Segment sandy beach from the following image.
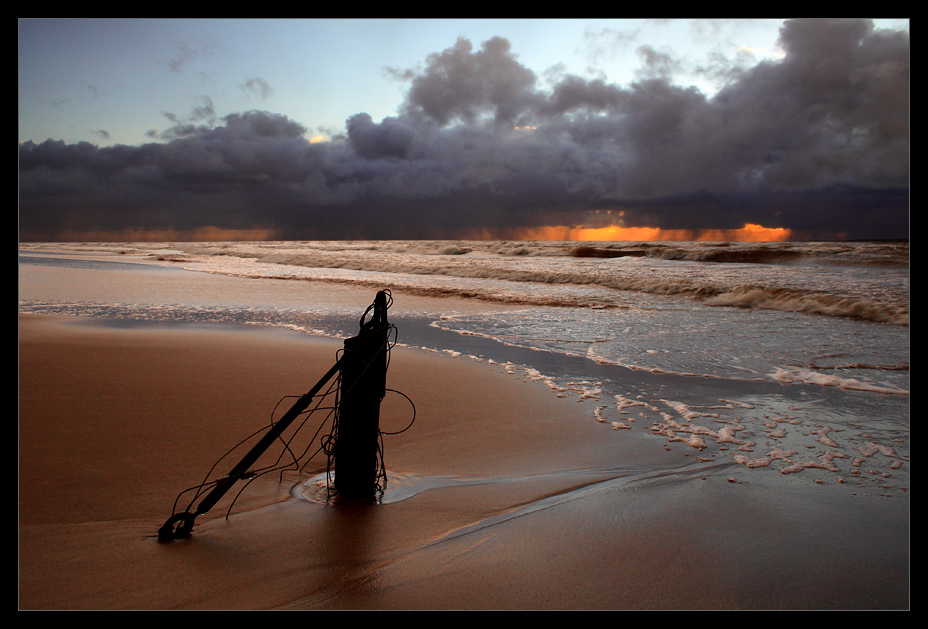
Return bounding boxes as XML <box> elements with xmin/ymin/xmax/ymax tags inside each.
<box><xmin>19</xmin><ymin>312</ymin><xmax>908</xmax><ymax>609</ymax></box>
<box><xmin>18</xmin><ymin>14</ymin><xmax>910</xmax><ymax>610</ymax></box>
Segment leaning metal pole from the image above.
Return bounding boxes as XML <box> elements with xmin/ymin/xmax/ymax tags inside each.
<box><xmin>158</xmin><ymin>359</ymin><xmax>343</xmax><ymax>541</ymax></box>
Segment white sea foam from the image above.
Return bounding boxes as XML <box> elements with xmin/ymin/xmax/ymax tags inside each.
<box><xmin>771</xmin><ymin>366</ymin><xmax>908</xmax><ymax>395</ymax></box>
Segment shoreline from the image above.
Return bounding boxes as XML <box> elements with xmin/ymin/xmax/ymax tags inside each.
<box><xmin>19</xmin><ymin>313</ymin><xmax>909</xmax><ymax>609</ymax></box>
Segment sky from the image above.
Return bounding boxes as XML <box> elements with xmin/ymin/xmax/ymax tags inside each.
<box><xmin>18</xmin><ymin>18</ymin><xmax>910</xmax><ymax>242</ymax></box>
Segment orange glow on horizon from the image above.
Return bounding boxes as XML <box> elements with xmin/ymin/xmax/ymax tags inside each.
<box><xmin>513</xmin><ymin>223</ymin><xmax>793</xmax><ymax>242</ymax></box>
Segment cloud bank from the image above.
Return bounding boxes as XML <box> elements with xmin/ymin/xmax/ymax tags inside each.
<box><xmin>19</xmin><ymin>19</ymin><xmax>909</xmax><ymax>241</ymax></box>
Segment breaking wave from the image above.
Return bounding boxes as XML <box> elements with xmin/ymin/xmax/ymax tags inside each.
<box><xmin>21</xmin><ymin>239</ymin><xmax>909</xmax><ymax>326</ymax></box>
<box><xmin>155</xmin><ymin>240</ymin><xmax>909</xmax><ymax>326</ymax></box>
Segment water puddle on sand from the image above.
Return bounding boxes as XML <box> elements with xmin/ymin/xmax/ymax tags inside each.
<box><xmin>292</xmin><ymin>459</ymin><xmax>731</xmax><ymax>507</ymax></box>
<box><xmin>293</xmin><ymin>471</ymin><xmax>516</xmax><ymax>505</ymax></box>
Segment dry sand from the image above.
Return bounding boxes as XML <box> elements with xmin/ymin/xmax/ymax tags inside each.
<box><xmin>19</xmin><ymin>314</ymin><xmax>908</xmax><ymax>609</ymax></box>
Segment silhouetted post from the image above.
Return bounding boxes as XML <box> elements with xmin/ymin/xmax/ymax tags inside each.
<box><xmin>334</xmin><ymin>290</ymin><xmax>390</xmax><ymax>499</ymax></box>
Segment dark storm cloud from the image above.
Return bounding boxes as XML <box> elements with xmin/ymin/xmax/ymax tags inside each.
<box><xmin>19</xmin><ymin>19</ymin><xmax>908</xmax><ymax>241</ymax></box>
<box><xmin>346</xmin><ymin>113</ymin><xmax>415</xmax><ymax>159</ymax></box>
<box><xmin>400</xmin><ymin>36</ymin><xmax>539</xmax><ymax>127</ymax></box>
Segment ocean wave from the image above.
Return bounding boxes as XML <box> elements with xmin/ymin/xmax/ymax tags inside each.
<box><xmin>569</xmin><ymin>240</ymin><xmax>908</xmax><ymax>268</ymax></box>
<box><xmin>156</xmin><ymin>241</ymin><xmax>909</xmax><ymax>326</ymax></box>
<box><xmin>23</xmin><ymin>241</ymin><xmax>906</xmax><ymax>326</ymax></box>
<box><xmin>652</xmin><ymin>245</ymin><xmax>806</xmax><ymax>265</ymax></box>
<box><xmin>771</xmin><ymin>367</ymin><xmax>909</xmax><ymax>395</ymax></box>
<box><xmin>702</xmin><ymin>286</ymin><xmax>909</xmax><ymax>325</ymax></box>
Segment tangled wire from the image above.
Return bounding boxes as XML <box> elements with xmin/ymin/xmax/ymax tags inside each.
<box><xmin>163</xmin><ymin>291</ymin><xmax>415</xmax><ymax>525</ymax></box>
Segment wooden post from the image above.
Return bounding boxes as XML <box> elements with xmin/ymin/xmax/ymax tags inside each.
<box><xmin>334</xmin><ymin>290</ymin><xmax>390</xmax><ymax>499</ymax></box>
<box><xmin>157</xmin><ymin>291</ymin><xmax>394</xmax><ymax>540</ymax></box>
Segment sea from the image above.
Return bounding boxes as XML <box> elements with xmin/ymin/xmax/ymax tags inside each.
<box><xmin>19</xmin><ymin>239</ymin><xmax>909</xmax><ymax>497</ymax></box>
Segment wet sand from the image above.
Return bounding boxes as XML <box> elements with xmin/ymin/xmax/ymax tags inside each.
<box><xmin>18</xmin><ymin>314</ymin><xmax>909</xmax><ymax>609</ymax></box>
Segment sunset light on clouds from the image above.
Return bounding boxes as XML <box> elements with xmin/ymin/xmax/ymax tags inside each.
<box><xmin>18</xmin><ymin>19</ymin><xmax>909</xmax><ymax>242</ymax></box>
